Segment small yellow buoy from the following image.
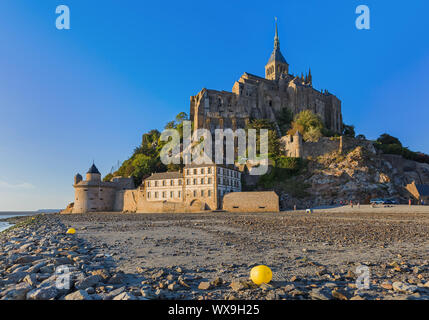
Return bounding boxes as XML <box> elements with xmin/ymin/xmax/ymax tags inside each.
<box><xmin>66</xmin><ymin>228</ymin><xmax>76</xmax><ymax>234</ymax></box>
<box><xmin>250</xmin><ymin>265</ymin><xmax>272</xmax><ymax>285</ymax></box>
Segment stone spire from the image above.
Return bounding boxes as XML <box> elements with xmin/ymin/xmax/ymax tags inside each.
<box><xmin>265</xmin><ymin>18</ymin><xmax>289</xmax><ymax>80</ymax></box>
<box><xmin>274</xmin><ymin>17</ymin><xmax>280</xmax><ymax>50</ymax></box>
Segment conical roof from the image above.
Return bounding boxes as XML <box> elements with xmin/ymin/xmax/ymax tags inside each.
<box><xmin>87</xmin><ymin>163</ymin><xmax>100</xmax><ymax>174</ymax></box>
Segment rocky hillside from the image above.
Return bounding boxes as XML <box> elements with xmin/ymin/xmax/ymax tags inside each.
<box><xmin>278</xmin><ymin>139</ymin><xmax>429</xmax><ymax>209</ymax></box>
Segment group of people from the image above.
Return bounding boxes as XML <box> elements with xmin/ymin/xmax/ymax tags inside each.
<box><xmin>409</xmin><ymin>198</ymin><xmax>426</xmax><ymax>206</ymax></box>
<box><xmin>338</xmin><ymin>200</ymin><xmax>360</xmax><ymax>208</ymax></box>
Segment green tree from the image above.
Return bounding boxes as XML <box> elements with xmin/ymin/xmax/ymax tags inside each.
<box><xmin>103</xmin><ymin>173</ymin><xmax>113</xmax><ymax>182</ymax></box>
<box><xmin>377</xmin><ymin>133</ymin><xmax>402</xmax><ymax>146</ymax></box>
<box><xmin>356</xmin><ymin>134</ymin><xmax>366</xmax><ymax>140</ymax></box>
<box><xmin>288</xmin><ymin>110</ymin><xmax>324</xmax><ymax>142</ymax></box>
<box><xmin>342</xmin><ymin>124</ymin><xmax>355</xmax><ymax>137</ymax></box>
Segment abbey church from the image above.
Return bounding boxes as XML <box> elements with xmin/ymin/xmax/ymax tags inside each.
<box><xmin>190</xmin><ymin>20</ymin><xmax>343</xmax><ymax>134</ymax></box>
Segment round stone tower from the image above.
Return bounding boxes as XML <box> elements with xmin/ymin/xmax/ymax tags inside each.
<box><xmin>72</xmin><ymin>163</ymin><xmax>117</xmax><ymax>213</ymax></box>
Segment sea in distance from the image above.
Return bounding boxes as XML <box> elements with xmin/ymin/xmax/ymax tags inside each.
<box><xmin>0</xmin><ymin>210</ymin><xmax>58</xmax><ymax>232</ymax></box>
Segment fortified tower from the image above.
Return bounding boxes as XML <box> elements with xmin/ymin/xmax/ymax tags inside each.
<box><xmin>72</xmin><ymin>163</ymin><xmax>134</xmax><ymax>213</ymax></box>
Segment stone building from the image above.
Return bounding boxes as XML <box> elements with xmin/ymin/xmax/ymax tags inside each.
<box><xmin>72</xmin><ymin>163</ymin><xmax>135</xmax><ymax>213</ymax></box>
<box><xmin>68</xmin><ymin>162</ymin><xmax>282</xmax><ymax>213</ymax></box>
<box><xmin>190</xmin><ymin>20</ymin><xmax>343</xmax><ymax>136</ymax></box>
<box><xmin>145</xmin><ymin>172</ymin><xmax>184</xmax><ymax>202</ymax></box>
<box><xmin>144</xmin><ymin>164</ymin><xmax>241</xmax><ymax>210</ymax></box>
<box><xmin>223</xmin><ymin>191</ymin><xmax>279</xmax><ymax>212</ymax></box>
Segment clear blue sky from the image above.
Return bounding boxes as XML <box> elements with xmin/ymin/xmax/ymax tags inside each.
<box><xmin>0</xmin><ymin>0</ymin><xmax>428</xmax><ymax>211</ymax></box>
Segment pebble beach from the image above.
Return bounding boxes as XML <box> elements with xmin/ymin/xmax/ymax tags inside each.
<box><xmin>1</xmin><ymin>206</ymin><xmax>428</xmax><ymax>300</ymax></box>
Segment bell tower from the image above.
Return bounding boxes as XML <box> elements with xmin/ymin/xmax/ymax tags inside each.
<box><xmin>265</xmin><ymin>18</ymin><xmax>289</xmax><ymax>80</ymax></box>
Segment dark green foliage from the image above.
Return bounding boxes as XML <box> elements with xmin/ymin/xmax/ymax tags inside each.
<box><xmin>257</xmin><ymin>156</ymin><xmax>308</xmax><ymax>197</ymax></box>
<box><xmin>342</xmin><ymin>124</ymin><xmax>355</xmax><ymax>137</ymax></box>
<box><xmin>356</xmin><ymin>134</ymin><xmax>366</xmax><ymax>140</ymax></box>
<box><xmin>276</xmin><ymin>108</ymin><xmax>294</xmax><ymax>135</ymax></box>
<box><xmin>377</xmin><ymin>133</ymin><xmax>402</xmax><ymax>146</ymax></box>
<box><xmin>321</xmin><ymin>128</ymin><xmax>339</xmax><ymax>137</ymax></box>
<box><xmin>103</xmin><ymin>173</ymin><xmax>113</xmax><ymax>182</ymax></box>
<box><xmin>375</xmin><ymin>133</ymin><xmax>429</xmax><ymax>165</ymax></box>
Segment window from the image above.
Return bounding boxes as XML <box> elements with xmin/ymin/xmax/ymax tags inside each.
<box><xmin>162</xmin><ymin>180</ymin><xmax>166</xmax><ymax>186</ymax></box>
<box><xmin>162</xmin><ymin>191</ymin><xmax>166</xmax><ymax>198</ymax></box>
<box><xmin>155</xmin><ymin>181</ymin><xmax>158</xmax><ymax>187</ymax></box>
<box><xmin>201</xmin><ymin>178</ymin><xmax>204</xmax><ymax>184</ymax></box>
<box><xmin>193</xmin><ymin>190</ymin><xmax>196</xmax><ymax>197</ymax></box>
<box><xmin>194</xmin><ymin>169</ymin><xmax>197</xmax><ymax>174</ymax></box>
<box><xmin>170</xmin><ymin>191</ymin><xmax>174</xmax><ymax>198</ymax></box>
<box><xmin>208</xmin><ymin>190</ymin><xmax>211</xmax><ymax>197</ymax></box>
<box><xmin>147</xmin><ymin>181</ymin><xmax>150</xmax><ymax>187</ymax></box>
<box><xmin>178</xmin><ymin>180</ymin><xmax>182</xmax><ymax>185</ymax></box>
<box><xmin>170</xmin><ymin>180</ymin><xmax>174</xmax><ymax>186</ymax></box>
<box><xmin>193</xmin><ymin>179</ymin><xmax>197</xmax><ymax>185</ymax></box>
<box><xmin>201</xmin><ymin>190</ymin><xmax>204</xmax><ymax>196</ymax></box>
<box><xmin>187</xmin><ymin>179</ymin><xmax>190</xmax><ymax>185</ymax></box>
<box><xmin>208</xmin><ymin>178</ymin><xmax>212</xmax><ymax>184</ymax></box>
<box><xmin>147</xmin><ymin>192</ymin><xmax>150</xmax><ymax>198</ymax></box>
<box><xmin>178</xmin><ymin>191</ymin><xmax>181</xmax><ymax>198</ymax></box>
<box><xmin>186</xmin><ymin>169</ymin><xmax>190</xmax><ymax>175</ymax></box>
<box><xmin>155</xmin><ymin>192</ymin><xmax>158</xmax><ymax>198</ymax></box>
<box><xmin>208</xmin><ymin>168</ymin><xmax>211</xmax><ymax>174</ymax></box>
<box><xmin>201</xmin><ymin>168</ymin><xmax>204</xmax><ymax>174</ymax></box>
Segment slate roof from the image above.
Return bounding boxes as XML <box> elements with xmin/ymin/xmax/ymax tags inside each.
<box><xmin>267</xmin><ymin>47</ymin><xmax>287</xmax><ymax>64</ymax></box>
<box><xmin>87</xmin><ymin>163</ymin><xmax>100</xmax><ymax>174</ymax></box>
<box><xmin>416</xmin><ymin>184</ymin><xmax>429</xmax><ymax>196</ymax></box>
<box><xmin>145</xmin><ymin>171</ymin><xmax>182</xmax><ymax>180</ymax></box>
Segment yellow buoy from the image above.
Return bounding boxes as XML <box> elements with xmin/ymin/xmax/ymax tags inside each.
<box><xmin>250</xmin><ymin>265</ymin><xmax>272</xmax><ymax>285</ymax></box>
<box><xmin>66</xmin><ymin>228</ymin><xmax>76</xmax><ymax>234</ymax></box>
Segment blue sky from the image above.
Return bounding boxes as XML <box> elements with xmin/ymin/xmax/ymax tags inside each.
<box><xmin>0</xmin><ymin>0</ymin><xmax>428</xmax><ymax>211</ymax></box>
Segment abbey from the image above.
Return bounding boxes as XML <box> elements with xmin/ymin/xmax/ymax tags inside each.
<box><xmin>190</xmin><ymin>20</ymin><xmax>343</xmax><ymax>134</ymax></box>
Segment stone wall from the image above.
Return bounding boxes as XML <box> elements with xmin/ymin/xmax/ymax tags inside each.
<box><xmin>136</xmin><ymin>199</ymin><xmax>209</xmax><ymax>214</ymax></box>
<box><xmin>222</xmin><ymin>191</ymin><xmax>279</xmax><ymax>212</ymax></box>
<box><xmin>114</xmin><ymin>189</ymin><xmax>140</xmax><ymax>212</ymax></box>
<box><xmin>280</xmin><ymin>136</ymin><xmax>378</xmax><ymax>160</ymax></box>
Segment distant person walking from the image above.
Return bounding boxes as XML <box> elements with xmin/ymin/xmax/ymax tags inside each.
<box><xmin>409</xmin><ymin>199</ymin><xmax>412</xmax><ymax>206</ymax></box>
<box><xmin>350</xmin><ymin>200</ymin><xmax>353</xmax><ymax>208</ymax></box>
